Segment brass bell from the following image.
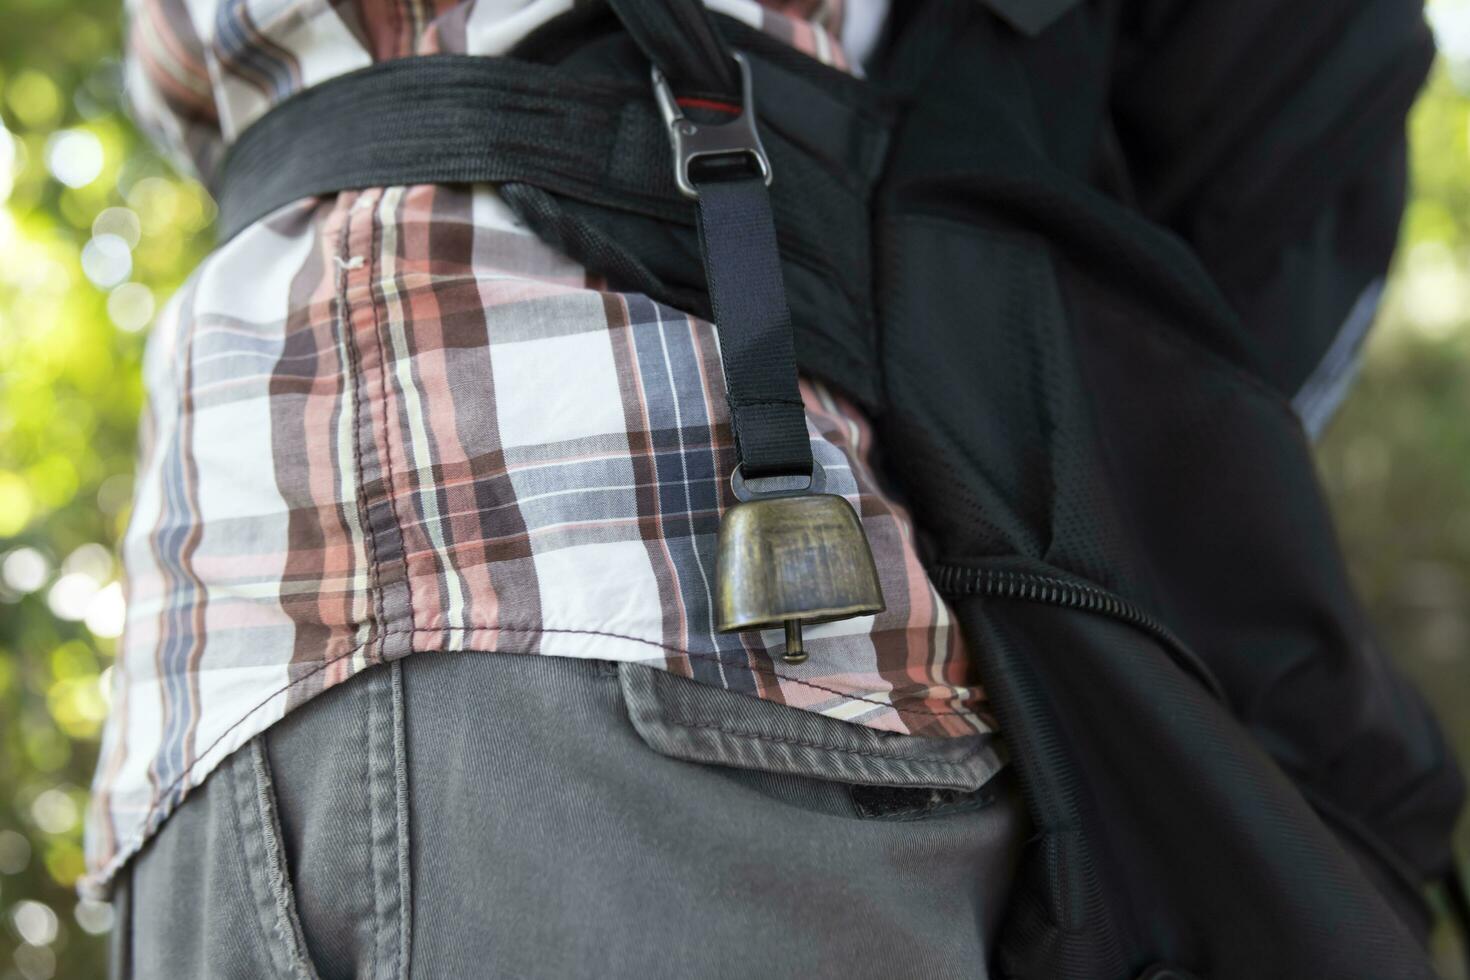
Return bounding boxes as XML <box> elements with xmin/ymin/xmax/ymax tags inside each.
<box><xmin>715</xmin><ymin>490</ymin><xmax>885</xmax><ymax>665</ymax></box>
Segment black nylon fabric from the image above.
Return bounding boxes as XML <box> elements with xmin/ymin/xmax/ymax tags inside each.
<box><xmin>866</xmin><ymin>3</ymin><xmax>1461</xmax><ymax>974</ymax></box>
<box><xmin>214</xmin><ymin>55</ymin><xmax>666</xmax><ymax>242</ymax></box>
<box><xmin>1112</xmin><ymin>0</ymin><xmax>1435</xmax><ymax>399</ymax></box>
<box><xmin>692</xmin><ymin>175</ymin><xmax>811</xmax><ymax>478</ymax></box>
<box><xmin>609</xmin><ymin>0</ymin><xmax>809</xmax><ymax>479</ymax></box>
<box><xmin>536</xmin><ymin>3</ymin><xmax>1459</xmax><ymax>974</ymax></box>
<box><xmin>216</xmin><ymin>56</ymin><xmax>649</xmax><ymax>240</ymax></box>
<box><xmin>208</xmin><ymin>0</ymin><xmax>1466</xmax><ymax>975</ymax></box>
<box><xmin>606</xmin><ymin>0</ymin><xmax>737</xmax><ymax>95</ymax></box>
<box><xmin>953</xmin><ymin>596</ymin><xmax>1433</xmax><ymax>977</ymax></box>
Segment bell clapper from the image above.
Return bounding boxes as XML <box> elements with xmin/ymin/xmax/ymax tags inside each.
<box><xmin>782</xmin><ymin>620</ymin><xmax>806</xmax><ymax>665</ymax></box>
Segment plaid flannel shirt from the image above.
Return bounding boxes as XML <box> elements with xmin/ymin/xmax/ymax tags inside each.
<box><xmin>84</xmin><ymin>0</ymin><xmax>989</xmax><ymax>895</ymax></box>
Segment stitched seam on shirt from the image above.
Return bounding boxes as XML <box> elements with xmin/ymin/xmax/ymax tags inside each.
<box><xmin>174</xmin><ymin>318</ymin><xmax>211</xmax><ymax>788</ymax></box>
<box><xmin>158</xmin><ymin>626</ymin><xmax>973</xmax><ymax>805</ymax></box>
<box><xmin>367</xmin><ymin>189</ymin><xmax>417</xmax><ymax>648</ymax></box>
<box><xmin>364</xmin><ymin>626</ymin><xmax>971</xmax><ymax>717</ymax></box>
<box><xmin>339</xmin><ymin>196</ymin><xmax>386</xmax><ymax>647</ymax></box>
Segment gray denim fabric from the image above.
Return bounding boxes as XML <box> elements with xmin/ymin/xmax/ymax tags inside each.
<box><xmin>112</xmin><ymin>652</ymin><xmax>1024</xmax><ymax>979</ymax></box>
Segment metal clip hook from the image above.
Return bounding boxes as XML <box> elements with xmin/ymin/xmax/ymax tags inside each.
<box><xmin>651</xmin><ymin>51</ymin><xmax>772</xmax><ymax>199</ymax></box>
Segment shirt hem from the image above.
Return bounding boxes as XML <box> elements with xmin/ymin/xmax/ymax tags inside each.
<box><xmin>81</xmin><ymin>623</ymin><xmax>987</xmax><ymax>898</ymax></box>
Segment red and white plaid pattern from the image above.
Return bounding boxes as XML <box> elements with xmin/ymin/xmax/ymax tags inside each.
<box><xmin>85</xmin><ymin>0</ymin><xmax>988</xmax><ymax>895</ymax></box>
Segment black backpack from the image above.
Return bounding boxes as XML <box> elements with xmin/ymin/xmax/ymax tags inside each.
<box><xmin>217</xmin><ymin>1</ymin><xmax>1466</xmax><ymax>975</ymax></box>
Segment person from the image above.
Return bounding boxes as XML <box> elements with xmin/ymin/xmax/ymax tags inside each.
<box><xmin>92</xmin><ymin>0</ymin><xmax>1465</xmax><ymax>976</ymax></box>
<box><xmin>93</xmin><ymin>2</ymin><xmax>1021</xmax><ymax>978</ymax></box>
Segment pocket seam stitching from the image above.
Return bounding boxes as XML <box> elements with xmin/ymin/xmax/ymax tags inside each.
<box><xmin>626</xmin><ymin>665</ymin><xmax>1003</xmax><ymax>788</ymax></box>
<box><xmin>657</xmin><ymin>710</ymin><xmax>995</xmax><ymax>771</ymax></box>
<box><xmin>227</xmin><ymin>751</ymin><xmax>294</xmax><ymax>979</ymax></box>
<box><xmin>245</xmin><ymin>740</ymin><xmax>323</xmax><ymax>980</ymax></box>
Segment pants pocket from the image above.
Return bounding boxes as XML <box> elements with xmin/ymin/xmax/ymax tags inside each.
<box><xmin>388</xmin><ymin>652</ymin><xmax>1022</xmax><ymax>978</ymax></box>
<box><xmin>231</xmin><ymin>739</ymin><xmax>326</xmax><ymax>980</ymax></box>
<box><xmin>258</xmin><ymin>660</ymin><xmax>410</xmax><ymax>980</ymax></box>
<box><xmin>109</xmin><ymin>726</ymin><xmax>345</xmax><ymax>980</ymax></box>
<box><xmin>618</xmin><ymin>661</ymin><xmax>1008</xmax><ymax>820</ymax></box>
<box><xmin>108</xmin><ymin>739</ymin><xmax>328</xmax><ymax>980</ymax></box>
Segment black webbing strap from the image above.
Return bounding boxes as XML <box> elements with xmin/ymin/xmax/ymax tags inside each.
<box><xmin>607</xmin><ymin>0</ymin><xmax>738</xmax><ymax>96</ymax></box>
<box><xmin>215</xmin><ymin>56</ymin><xmax>667</xmax><ymax>241</ymax></box>
<box><xmin>612</xmin><ymin>0</ymin><xmax>810</xmax><ymax>479</ymax></box>
<box><xmin>692</xmin><ymin>174</ymin><xmax>810</xmax><ymax>478</ymax></box>
<box><xmin>637</xmin><ymin>5</ymin><xmax>811</xmax><ymax>480</ymax></box>
<box><xmin>605</xmin><ymin>0</ymin><xmax>811</xmax><ymax>477</ymax></box>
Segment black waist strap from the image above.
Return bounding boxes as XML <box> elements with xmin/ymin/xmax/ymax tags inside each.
<box><xmin>216</xmin><ymin>55</ymin><xmax>676</xmax><ymax>242</ymax></box>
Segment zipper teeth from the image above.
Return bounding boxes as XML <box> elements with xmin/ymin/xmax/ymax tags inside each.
<box><xmin>934</xmin><ymin>565</ymin><xmax>1168</xmax><ymax>634</ymax></box>
<box><xmin>933</xmin><ymin>563</ymin><xmax>1221</xmax><ymax>698</ymax></box>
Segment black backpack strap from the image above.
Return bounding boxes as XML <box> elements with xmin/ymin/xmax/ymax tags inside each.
<box><xmin>687</xmin><ymin>133</ymin><xmax>810</xmax><ymax>479</ymax></box>
<box><xmin>607</xmin><ymin>0</ymin><xmax>739</xmax><ymax>96</ymax></box>
<box><xmin>215</xmin><ymin>56</ymin><xmax>664</xmax><ymax>241</ymax></box>
<box><xmin>616</xmin><ymin>0</ymin><xmax>811</xmax><ymax>480</ymax></box>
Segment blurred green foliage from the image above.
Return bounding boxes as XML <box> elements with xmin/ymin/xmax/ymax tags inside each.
<box><xmin>1316</xmin><ymin>51</ymin><xmax>1470</xmax><ymax>976</ymax></box>
<box><xmin>0</xmin><ymin>0</ymin><xmax>1467</xmax><ymax>976</ymax></box>
<box><xmin>1</xmin><ymin>0</ymin><xmax>212</xmax><ymax>975</ymax></box>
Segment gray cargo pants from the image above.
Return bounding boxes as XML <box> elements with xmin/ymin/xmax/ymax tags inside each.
<box><xmin>110</xmin><ymin>652</ymin><xmax>1024</xmax><ymax>979</ymax></box>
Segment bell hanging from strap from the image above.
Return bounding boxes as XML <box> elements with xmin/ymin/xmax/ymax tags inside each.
<box><xmin>714</xmin><ymin>476</ymin><xmax>884</xmax><ymax>665</ymax></box>
<box><xmin>649</xmin><ymin>46</ymin><xmax>884</xmax><ymax>664</ymax></box>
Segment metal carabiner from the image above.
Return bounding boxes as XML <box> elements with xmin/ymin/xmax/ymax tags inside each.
<box><xmin>651</xmin><ymin>51</ymin><xmax>772</xmax><ymax>199</ymax></box>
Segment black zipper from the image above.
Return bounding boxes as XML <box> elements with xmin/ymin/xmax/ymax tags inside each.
<box><xmin>932</xmin><ymin>562</ymin><xmax>1227</xmax><ymax>703</ymax></box>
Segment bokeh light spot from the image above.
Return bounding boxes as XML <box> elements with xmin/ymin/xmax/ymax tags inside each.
<box><xmin>44</xmin><ymin>129</ymin><xmax>104</xmax><ymax>189</ymax></box>
<box><xmin>5</xmin><ymin>71</ymin><xmax>62</xmax><ymax>128</ymax></box>
<box><xmin>74</xmin><ymin>900</ymin><xmax>113</xmax><ymax>936</ymax></box>
<box><xmin>95</xmin><ymin>474</ymin><xmax>134</xmax><ymax>516</ymax></box>
<box><xmin>90</xmin><ymin>207</ymin><xmax>141</xmax><ymax>248</ymax></box>
<box><xmin>42</xmin><ymin>839</ymin><xmax>86</xmax><ymax>888</ymax></box>
<box><xmin>62</xmin><ymin>543</ymin><xmax>113</xmax><ymax>584</ymax></box>
<box><xmin>79</xmin><ymin>233</ymin><xmax>131</xmax><ymax>288</ymax></box>
<box><xmin>11</xmin><ymin>900</ymin><xmax>58</xmax><ymax>946</ymax></box>
<box><xmin>107</xmin><ymin>282</ymin><xmax>154</xmax><ymax>332</ymax></box>
<box><xmin>25</xmin><ymin>456</ymin><xmax>78</xmax><ymax>510</ymax></box>
<box><xmin>0</xmin><ymin>472</ymin><xmax>35</xmax><ymax>536</ymax></box>
<box><xmin>29</xmin><ymin>790</ymin><xmax>78</xmax><ymax>836</ymax></box>
<box><xmin>15</xmin><ymin>942</ymin><xmax>58</xmax><ymax>980</ymax></box>
<box><xmin>0</xmin><ymin>830</ymin><xmax>32</xmax><ymax>874</ymax></box>
<box><xmin>1</xmin><ymin>548</ymin><xmax>51</xmax><ymax>594</ymax></box>
<box><xmin>84</xmin><ymin>581</ymin><xmax>125</xmax><ymax>639</ymax></box>
<box><xmin>46</xmin><ymin>573</ymin><xmax>98</xmax><ymax>622</ymax></box>
<box><xmin>0</xmin><ymin>121</ymin><xmax>17</xmax><ymax>206</ymax></box>
<box><xmin>126</xmin><ymin>176</ymin><xmax>179</xmax><ymax>233</ymax></box>
<box><xmin>48</xmin><ymin>677</ymin><xmax>109</xmax><ymax>738</ymax></box>
<box><xmin>1398</xmin><ymin>241</ymin><xmax>1470</xmax><ymax>338</ymax></box>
